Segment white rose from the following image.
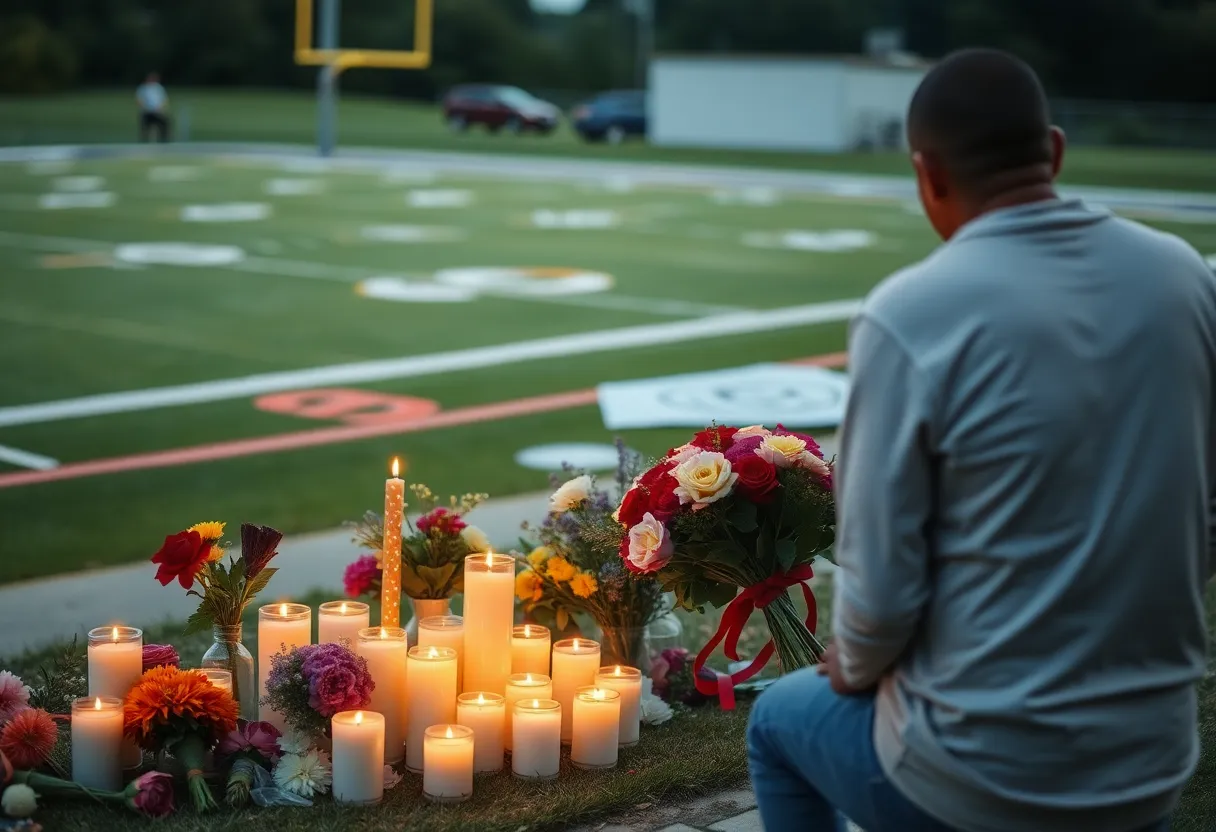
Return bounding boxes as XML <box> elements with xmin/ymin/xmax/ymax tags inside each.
<box><xmin>640</xmin><ymin>693</ymin><xmax>674</xmax><ymax>726</ymax></box>
<box><xmin>627</xmin><ymin>513</ymin><xmax>673</xmax><ymax>573</ymax></box>
<box><xmin>755</xmin><ymin>434</ymin><xmax>808</xmax><ymax>469</ymax></box>
<box><xmin>2</xmin><ymin>785</ymin><xmax>38</xmax><ymax>818</ymax></box>
<box><xmin>797</xmin><ymin>451</ymin><xmax>831</xmax><ymax>478</ymax></box>
<box><xmin>735</xmin><ymin>425</ymin><xmax>771</xmax><ymax>439</ymax></box>
<box><xmin>461</xmin><ymin>525</ymin><xmax>492</xmax><ymax>553</ymax></box>
<box><xmin>671</xmin><ymin>451</ymin><xmax>738</xmax><ymax>508</ymax></box>
<box><xmin>549</xmin><ymin>474</ymin><xmax>593</xmax><ymax>513</ymax></box>
<box><xmin>667</xmin><ymin>443</ymin><xmax>700</xmax><ymax>464</ymax></box>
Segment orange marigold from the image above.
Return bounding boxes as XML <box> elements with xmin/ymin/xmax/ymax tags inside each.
<box><xmin>124</xmin><ymin>666</ymin><xmax>238</xmax><ymax>749</ymax></box>
<box><xmin>0</xmin><ymin>708</ymin><xmax>58</xmax><ymax>769</ymax></box>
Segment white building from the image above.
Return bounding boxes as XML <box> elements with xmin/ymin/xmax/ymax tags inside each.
<box><xmin>648</xmin><ymin>54</ymin><xmax>930</xmax><ymax>153</ymax></box>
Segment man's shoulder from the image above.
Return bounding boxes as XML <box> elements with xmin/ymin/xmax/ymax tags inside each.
<box><xmin>861</xmin><ymin>247</ymin><xmax>967</xmax><ymax>331</ymax></box>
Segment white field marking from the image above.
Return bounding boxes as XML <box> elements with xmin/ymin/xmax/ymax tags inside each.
<box><xmin>359</xmin><ymin>224</ymin><xmax>466</xmax><ymax>243</ymax></box>
<box><xmin>358</xmin><ymin>277</ymin><xmax>479</xmax><ymax>303</ymax></box>
<box><xmin>530</xmin><ymin>209</ymin><xmax>619</xmax><ymax>229</ymax></box>
<box><xmin>744</xmin><ymin>229</ymin><xmax>877</xmax><ymax>253</ymax></box>
<box><xmin>263</xmin><ymin>178</ymin><xmax>325</xmax><ymax>196</ymax></box>
<box><xmin>434</xmin><ymin>266</ymin><xmax>613</xmax><ymax>297</ymax></box>
<box><xmin>52</xmin><ymin>175</ymin><xmax>104</xmax><ymax>192</ymax></box>
<box><xmin>148</xmin><ymin>165</ymin><xmax>202</xmax><ymax>183</ymax></box>
<box><xmin>181</xmin><ymin>203</ymin><xmax>271</xmax><ymax>222</ymax></box>
<box><xmin>115</xmin><ymin>243</ymin><xmax>246</xmax><ymax>267</ymax></box>
<box><xmin>0</xmin><ymin>298</ymin><xmax>864</xmax><ymax>428</ymax></box>
<box><xmin>711</xmin><ymin>187</ymin><xmax>780</xmax><ymax>206</ymax></box>
<box><xmin>39</xmin><ymin>192</ymin><xmax>116</xmax><ymax>209</ymax></box>
<box><xmin>407</xmin><ymin>189</ymin><xmax>473</xmax><ymax>208</ymax></box>
<box><xmin>0</xmin><ymin>444</ymin><xmax>58</xmax><ymax>471</ymax></box>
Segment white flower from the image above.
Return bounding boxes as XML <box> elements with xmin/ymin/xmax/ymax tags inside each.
<box><xmin>461</xmin><ymin>525</ymin><xmax>491</xmax><ymax>553</ymax></box>
<box><xmin>735</xmin><ymin>425</ymin><xmax>771</xmax><ymax>439</ymax></box>
<box><xmin>274</xmin><ymin>749</ymin><xmax>332</xmax><ymax>798</ymax></box>
<box><xmin>2</xmin><ymin>784</ymin><xmax>38</xmax><ymax>818</ymax></box>
<box><xmin>276</xmin><ymin>728</ymin><xmax>313</xmax><ymax>756</ymax></box>
<box><xmin>640</xmin><ymin>693</ymin><xmax>673</xmax><ymax>726</ymax></box>
<box><xmin>0</xmin><ymin>671</ymin><xmax>31</xmax><ymax>724</ymax></box>
<box><xmin>627</xmin><ymin>513</ymin><xmax>673</xmax><ymax>574</ymax></box>
<box><xmin>671</xmin><ymin>451</ymin><xmax>738</xmax><ymax>508</ymax></box>
<box><xmin>667</xmin><ymin>444</ymin><xmax>700</xmax><ymax>464</ymax></box>
<box><xmin>383</xmin><ymin>765</ymin><xmax>403</xmax><ymax>790</ymax></box>
<box><xmin>756</xmin><ymin>435</ymin><xmax>809</xmax><ymax>469</ymax></box>
<box><xmin>549</xmin><ymin>474</ymin><xmax>593</xmax><ymax>513</ymax></box>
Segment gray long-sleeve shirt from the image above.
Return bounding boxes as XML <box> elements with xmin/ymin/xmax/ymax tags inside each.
<box><xmin>832</xmin><ymin>198</ymin><xmax>1216</xmax><ymax>832</ymax></box>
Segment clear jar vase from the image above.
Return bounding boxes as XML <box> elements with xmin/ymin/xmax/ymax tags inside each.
<box><xmin>405</xmin><ymin>598</ymin><xmax>451</xmax><ymax>648</ymax></box>
<box><xmin>596</xmin><ymin>623</ymin><xmax>651</xmax><ymax>669</ymax></box>
<box><xmin>202</xmin><ymin>624</ymin><xmax>257</xmax><ymax>722</ymax></box>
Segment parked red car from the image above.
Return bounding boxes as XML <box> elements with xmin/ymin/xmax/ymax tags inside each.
<box><xmin>442</xmin><ymin>85</ymin><xmax>560</xmax><ymax>135</ymax></box>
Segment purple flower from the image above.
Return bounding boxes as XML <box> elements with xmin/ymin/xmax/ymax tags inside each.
<box><xmin>217</xmin><ymin>720</ymin><xmax>282</xmax><ymax>763</ymax></box>
<box><xmin>298</xmin><ymin>643</ymin><xmax>374</xmax><ymax>719</ymax></box>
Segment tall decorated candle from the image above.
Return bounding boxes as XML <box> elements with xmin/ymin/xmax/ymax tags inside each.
<box><xmin>405</xmin><ymin>645</ymin><xmax>458</xmax><ymax>772</ymax></box>
<box><xmin>463</xmin><ymin>552</ymin><xmax>514</xmax><ymax>695</ymax></box>
<box><xmin>503</xmin><ymin>673</ymin><xmax>552</xmax><ymax>751</ymax></box>
<box><xmin>257</xmin><ymin>603</ymin><xmax>311</xmax><ymax>729</ymax></box>
<box><xmin>381</xmin><ymin>457</ymin><xmax>405</xmax><ymax>627</ymax></box>
<box><xmin>318</xmin><ymin>601</ymin><xmax>370</xmax><ymax>648</ymax></box>
<box><xmin>356</xmin><ymin>627</ymin><xmax>408</xmax><ymax>765</ymax></box>
<box><xmin>511</xmin><ymin>624</ymin><xmax>550</xmax><ymax>677</ymax></box>
<box><xmin>71</xmin><ymin>697</ymin><xmax>124</xmax><ymax>791</ymax></box>
<box><xmin>456</xmin><ymin>692</ymin><xmax>505</xmax><ymax>773</ymax></box>
<box><xmin>596</xmin><ymin>665</ymin><xmax>642</xmax><ymax>747</ymax></box>
<box><xmin>87</xmin><ymin>626</ymin><xmax>142</xmax><ymax>767</ymax></box>
<box><xmin>551</xmin><ymin>637</ymin><xmax>600</xmax><ymax>743</ymax></box>
<box><xmin>332</xmin><ymin>710</ymin><xmax>386</xmax><ymax>805</ymax></box>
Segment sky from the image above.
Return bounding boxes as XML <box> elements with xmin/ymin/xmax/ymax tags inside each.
<box><xmin>530</xmin><ymin>0</ymin><xmax>588</xmax><ymax>13</ymax></box>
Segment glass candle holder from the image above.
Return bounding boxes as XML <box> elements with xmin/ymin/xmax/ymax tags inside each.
<box><xmin>318</xmin><ymin>601</ymin><xmax>370</xmax><ymax>648</ymax></box>
<box><xmin>86</xmin><ymin>626</ymin><xmax>143</xmax><ymax>768</ymax></box>
<box><xmin>356</xmin><ymin>627</ymin><xmax>407</xmax><ymax>765</ymax></box>
<box><xmin>462</xmin><ymin>552</ymin><xmax>514</xmax><ymax>695</ymax></box>
<box><xmin>332</xmin><ymin>710</ymin><xmax>386</xmax><ymax>805</ymax></box>
<box><xmin>406</xmin><ymin>645</ymin><xmax>458</xmax><ymax>773</ymax></box>
<box><xmin>596</xmin><ymin>665</ymin><xmax>643</xmax><ymax>747</ymax></box>
<box><xmin>71</xmin><ymin>696</ymin><xmax>124</xmax><ymax>791</ymax></box>
<box><xmin>257</xmin><ymin>603</ymin><xmax>311</xmax><ymax>726</ymax></box>
<box><xmin>551</xmin><ymin>637</ymin><xmax>600</xmax><ymax>743</ymax></box>
<box><xmin>456</xmin><ymin>692</ymin><xmax>505</xmax><ymax>773</ymax></box>
<box><xmin>571</xmin><ymin>686</ymin><xmax>621</xmax><ymax>770</ymax></box>
<box><xmin>423</xmin><ymin>724</ymin><xmax>474</xmax><ymax>804</ymax></box>
<box><xmin>511</xmin><ymin>624</ymin><xmax>551</xmax><ymax>677</ymax></box>
<box><xmin>504</xmin><ymin>672</ymin><xmax>553</xmax><ymax>751</ymax></box>
<box><xmin>200</xmin><ymin>668</ymin><xmax>234</xmax><ymax>695</ymax></box>
<box><xmin>511</xmin><ymin>698</ymin><xmax>561</xmax><ymax>781</ymax></box>
<box><xmin>418</xmin><ymin>615</ymin><xmax>465</xmax><ymax>692</ymax></box>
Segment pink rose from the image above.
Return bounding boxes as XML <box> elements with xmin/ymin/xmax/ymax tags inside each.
<box><xmin>141</xmin><ymin>644</ymin><xmax>180</xmax><ymax>673</ymax></box>
<box><xmin>217</xmin><ymin>720</ymin><xmax>282</xmax><ymax>762</ymax></box>
<box><xmin>626</xmin><ymin>513</ymin><xmax>673</xmax><ymax>574</ymax></box>
<box><xmin>126</xmin><ymin>771</ymin><xmax>175</xmax><ymax>818</ymax></box>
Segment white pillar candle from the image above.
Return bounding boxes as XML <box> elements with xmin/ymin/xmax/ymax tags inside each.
<box><xmin>456</xmin><ymin>692</ymin><xmax>505</xmax><ymax>773</ymax></box>
<box><xmin>511</xmin><ymin>698</ymin><xmax>561</xmax><ymax>781</ymax></box>
<box><xmin>511</xmin><ymin>624</ymin><xmax>551</xmax><ymax>677</ymax></box>
<box><xmin>595</xmin><ymin>665</ymin><xmax>642</xmax><ymax>747</ymax></box>
<box><xmin>381</xmin><ymin>458</ymin><xmax>405</xmax><ymax>628</ymax></box>
<box><xmin>332</xmin><ymin>710</ymin><xmax>386</xmax><ymax>805</ymax></box>
<box><xmin>462</xmin><ymin>552</ymin><xmax>514</xmax><ymax>695</ymax></box>
<box><xmin>423</xmin><ymin>725</ymin><xmax>474</xmax><ymax>804</ymax></box>
<box><xmin>200</xmin><ymin>669</ymin><xmax>234</xmax><ymax>695</ymax></box>
<box><xmin>503</xmin><ymin>673</ymin><xmax>552</xmax><ymax>751</ymax></box>
<box><xmin>87</xmin><ymin>626</ymin><xmax>143</xmax><ymax>768</ymax></box>
<box><xmin>318</xmin><ymin>601</ymin><xmax>370</xmax><ymax>648</ymax></box>
<box><xmin>406</xmin><ymin>645</ymin><xmax>458</xmax><ymax>773</ymax></box>
<box><xmin>356</xmin><ymin>627</ymin><xmax>408</xmax><ymax>765</ymax></box>
<box><xmin>418</xmin><ymin>615</ymin><xmax>464</xmax><ymax>692</ymax></box>
<box><xmin>571</xmin><ymin>686</ymin><xmax>621</xmax><ymax>770</ymax></box>
<box><xmin>71</xmin><ymin>696</ymin><xmax>124</xmax><ymax>791</ymax></box>
<box><xmin>258</xmin><ymin>603</ymin><xmax>312</xmax><ymax>729</ymax></box>
<box><xmin>551</xmin><ymin>637</ymin><xmax>600</xmax><ymax>743</ymax></box>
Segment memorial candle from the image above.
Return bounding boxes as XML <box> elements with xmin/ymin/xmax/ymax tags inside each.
<box><xmin>200</xmin><ymin>669</ymin><xmax>234</xmax><ymax>695</ymax></box>
<box><xmin>551</xmin><ymin>637</ymin><xmax>599</xmax><ymax>743</ymax></box>
<box><xmin>456</xmin><ymin>692</ymin><xmax>505</xmax><ymax>773</ymax></box>
<box><xmin>511</xmin><ymin>698</ymin><xmax>561</xmax><ymax>781</ymax></box>
<box><xmin>595</xmin><ymin>665</ymin><xmax>642</xmax><ymax>747</ymax></box>
<box><xmin>87</xmin><ymin>626</ymin><xmax>142</xmax><ymax>768</ymax></box>
<box><xmin>356</xmin><ymin>627</ymin><xmax>408</xmax><ymax>765</ymax></box>
<box><xmin>462</xmin><ymin>552</ymin><xmax>514</xmax><ymax>695</ymax></box>
<box><xmin>381</xmin><ymin>457</ymin><xmax>405</xmax><ymax>627</ymax></box>
<box><xmin>318</xmin><ymin>601</ymin><xmax>370</xmax><ymax>648</ymax></box>
<box><xmin>418</xmin><ymin>615</ymin><xmax>464</xmax><ymax>692</ymax></box>
<box><xmin>511</xmin><ymin>624</ymin><xmax>550</xmax><ymax>677</ymax></box>
<box><xmin>406</xmin><ymin>645</ymin><xmax>458</xmax><ymax>773</ymax></box>
<box><xmin>503</xmin><ymin>672</ymin><xmax>552</xmax><ymax>751</ymax></box>
<box><xmin>571</xmin><ymin>686</ymin><xmax>621</xmax><ymax>770</ymax></box>
<box><xmin>258</xmin><ymin>603</ymin><xmax>311</xmax><ymax>728</ymax></box>
<box><xmin>71</xmin><ymin>697</ymin><xmax>124</xmax><ymax>791</ymax></box>
<box><xmin>332</xmin><ymin>710</ymin><xmax>385</xmax><ymax>805</ymax></box>
<box><xmin>423</xmin><ymin>725</ymin><xmax>474</xmax><ymax>804</ymax></box>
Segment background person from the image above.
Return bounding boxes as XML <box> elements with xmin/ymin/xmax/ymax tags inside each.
<box><xmin>747</xmin><ymin>48</ymin><xmax>1216</xmax><ymax>832</ymax></box>
<box><xmin>136</xmin><ymin>72</ymin><xmax>170</xmax><ymax>142</ymax></box>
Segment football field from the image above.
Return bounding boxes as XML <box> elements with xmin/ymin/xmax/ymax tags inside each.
<box><xmin>2</xmin><ymin>148</ymin><xmax>1215</xmax><ymax>583</ymax></box>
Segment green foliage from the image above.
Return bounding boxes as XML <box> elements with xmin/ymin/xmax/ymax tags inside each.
<box><xmin>0</xmin><ymin>15</ymin><xmax>77</xmax><ymax>93</ymax></box>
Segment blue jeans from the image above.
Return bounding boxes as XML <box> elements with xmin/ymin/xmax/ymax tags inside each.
<box><xmin>747</xmin><ymin>669</ymin><xmax>1171</xmax><ymax>832</ymax></box>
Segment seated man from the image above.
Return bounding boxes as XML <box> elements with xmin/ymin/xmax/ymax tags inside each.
<box><xmin>136</xmin><ymin>72</ymin><xmax>171</xmax><ymax>143</ymax></box>
<box><xmin>748</xmin><ymin>48</ymin><xmax>1215</xmax><ymax>832</ymax></box>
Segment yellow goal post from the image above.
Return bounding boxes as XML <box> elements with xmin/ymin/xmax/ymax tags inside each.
<box><xmin>294</xmin><ymin>0</ymin><xmax>433</xmax><ymax>73</ymax></box>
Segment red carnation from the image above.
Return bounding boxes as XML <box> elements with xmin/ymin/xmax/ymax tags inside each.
<box><xmin>150</xmin><ymin>530</ymin><xmax>212</xmax><ymax>589</ymax></box>
<box><xmin>724</xmin><ymin>434</ymin><xmax>765</xmax><ymax>463</ymax></box>
<box><xmin>733</xmin><ymin>455</ymin><xmax>780</xmax><ymax>503</ymax></box>
<box><xmin>690</xmin><ymin>426</ymin><xmax>739</xmax><ymax>452</ymax></box>
<box><xmin>417</xmin><ymin>508</ymin><xmax>466</xmax><ymax>536</ymax></box>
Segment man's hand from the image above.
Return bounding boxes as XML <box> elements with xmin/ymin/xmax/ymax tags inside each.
<box><xmin>817</xmin><ymin>641</ymin><xmax>872</xmax><ymax>696</ymax></box>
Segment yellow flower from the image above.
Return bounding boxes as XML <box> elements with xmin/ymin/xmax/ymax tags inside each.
<box><xmin>545</xmin><ymin>556</ymin><xmax>577</xmax><ymax>584</ymax></box>
<box><xmin>188</xmin><ymin>521</ymin><xmax>226</xmax><ymax>543</ymax></box>
<box><xmin>461</xmin><ymin>525</ymin><xmax>491</xmax><ymax>553</ymax></box>
<box><xmin>671</xmin><ymin>451</ymin><xmax>738</xmax><ymax>508</ymax></box>
<box><xmin>569</xmin><ymin>571</ymin><xmax>598</xmax><ymax>599</ymax></box>
<box><xmin>207</xmin><ymin>545</ymin><xmax>225</xmax><ymax>563</ymax></box>
<box><xmin>515</xmin><ymin>570</ymin><xmax>543</xmax><ymax>602</ymax></box>
<box><xmin>527</xmin><ymin>546</ymin><xmax>553</xmax><ymax>570</ymax></box>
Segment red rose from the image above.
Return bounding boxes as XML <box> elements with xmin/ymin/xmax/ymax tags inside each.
<box><xmin>648</xmin><ymin>486</ymin><xmax>683</xmax><ymax>523</ymax></box>
<box><xmin>617</xmin><ymin>487</ymin><xmax>650</xmax><ymax>529</ymax></box>
<box><xmin>734</xmin><ymin>455</ymin><xmax>780</xmax><ymax>503</ymax></box>
<box><xmin>638</xmin><ymin>461</ymin><xmax>676</xmax><ymax>489</ymax></box>
<box><xmin>690</xmin><ymin>426</ymin><xmax>739</xmax><ymax>452</ymax></box>
<box><xmin>150</xmin><ymin>530</ymin><xmax>212</xmax><ymax>589</ymax></box>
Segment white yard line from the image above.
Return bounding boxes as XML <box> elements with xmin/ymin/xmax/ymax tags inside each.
<box><xmin>0</xmin><ymin>444</ymin><xmax>59</xmax><ymax>471</ymax></box>
<box><xmin>0</xmin><ymin>298</ymin><xmax>863</xmax><ymax>428</ymax></box>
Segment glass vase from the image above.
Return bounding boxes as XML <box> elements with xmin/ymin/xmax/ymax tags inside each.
<box><xmin>405</xmin><ymin>598</ymin><xmax>451</xmax><ymax>648</ymax></box>
<box><xmin>596</xmin><ymin>624</ymin><xmax>651</xmax><ymax>670</ymax></box>
<box><xmin>202</xmin><ymin>624</ymin><xmax>257</xmax><ymax>722</ymax></box>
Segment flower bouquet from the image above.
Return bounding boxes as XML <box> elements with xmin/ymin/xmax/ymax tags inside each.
<box><xmin>346</xmin><ymin>484</ymin><xmax>491</xmax><ymax>618</ymax></box>
<box><xmin>615</xmin><ymin>425</ymin><xmax>835</xmax><ymax>701</ymax></box>
<box><xmin>516</xmin><ymin>449</ymin><xmax>668</xmax><ymax>666</ymax></box>
<box><xmin>124</xmin><ymin>666</ymin><xmax>239</xmax><ymax>812</ymax></box>
<box><xmin>150</xmin><ymin>521</ymin><xmax>282</xmax><ymax>720</ymax></box>
<box><xmin>261</xmin><ymin>643</ymin><xmax>373</xmax><ymax>743</ymax></box>
<box><xmin>216</xmin><ymin>721</ymin><xmax>282</xmax><ymax>807</ymax></box>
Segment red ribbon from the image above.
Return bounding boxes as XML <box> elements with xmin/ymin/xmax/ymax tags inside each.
<box><xmin>693</xmin><ymin>565</ymin><xmax>817</xmax><ymax>709</ymax></box>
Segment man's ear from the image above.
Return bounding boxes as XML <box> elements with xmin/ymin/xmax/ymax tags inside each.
<box><xmin>912</xmin><ymin>151</ymin><xmax>949</xmax><ymax>201</ymax></box>
<box><xmin>1048</xmin><ymin>126</ymin><xmax>1067</xmax><ymax>180</ymax></box>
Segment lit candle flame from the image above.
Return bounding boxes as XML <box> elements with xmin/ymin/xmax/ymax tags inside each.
<box><xmin>380</xmin><ymin>627</ymin><xmax>388</xmax><ymax>639</ymax></box>
<box><xmin>279</xmin><ymin>603</ymin><xmax>288</xmax><ymax>617</ymax></box>
<box><xmin>525</xmin><ymin>673</ymin><xmax>533</xmax><ymax>683</ymax></box>
<box><xmin>523</xmin><ymin>624</ymin><xmax>531</xmax><ymax>638</ymax></box>
<box><xmin>477</xmin><ymin>693</ymin><xmax>486</xmax><ymax>706</ymax></box>
<box><xmin>94</xmin><ymin>697</ymin><xmax>102</xmax><ymax>710</ymax></box>
<box><xmin>485</xmin><ymin>551</ymin><xmax>494</xmax><ymax>567</ymax></box>
<box><xmin>340</xmin><ymin>602</ymin><xmax>348</xmax><ymax>614</ymax></box>
<box><xmin>355</xmin><ymin>711</ymin><xmax>364</xmax><ymax>725</ymax></box>
<box><xmin>531</xmin><ymin>699</ymin><xmax>539</xmax><ymax>708</ymax></box>
<box><xmin>615</xmin><ymin>665</ymin><xmax>622</xmax><ymax>676</ymax></box>
<box><xmin>391</xmin><ymin>457</ymin><xmax>400</xmax><ymax>478</ymax></box>
<box><xmin>111</xmin><ymin>627</ymin><xmax>119</xmax><ymax>642</ymax></box>
<box><xmin>572</xmin><ymin>638</ymin><xmax>580</xmax><ymax>652</ymax></box>
<box><xmin>445</xmin><ymin>725</ymin><xmax>454</xmax><ymax>739</ymax></box>
<box><xmin>428</xmin><ymin>646</ymin><xmax>439</xmax><ymax>659</ymax></box>
<box><xmin>593</xmin><ymin>689</ymin><xmax>606</xmax><ymax>701</ymax></box>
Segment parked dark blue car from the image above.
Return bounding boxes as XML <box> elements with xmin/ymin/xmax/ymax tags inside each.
<box><xmin>570</xmin><ymin>90</ymin><xmax>647</xmax><ymax>144</ymax></box>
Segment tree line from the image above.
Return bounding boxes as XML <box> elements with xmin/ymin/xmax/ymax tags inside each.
<box><xmin>2</xmin><ymin>0</ymin><xmax>1215</xmax><ymax>104</ymax></box>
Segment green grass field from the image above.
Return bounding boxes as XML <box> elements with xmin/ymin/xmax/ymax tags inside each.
<box><xmin>4</xmin><ymin>89</ymin><xmax>1216</xmax><ymax>192</ymax></box>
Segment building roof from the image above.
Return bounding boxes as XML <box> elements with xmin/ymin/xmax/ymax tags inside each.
<box><xmin>652</xmin><ymin>52</ymin><xmax>932</xmax><ymax>71</ymax></box>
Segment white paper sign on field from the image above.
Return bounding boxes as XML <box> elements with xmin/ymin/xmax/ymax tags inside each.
<box><xmin>596</xmin><ymin>363</ymin><xmax>849</xmax><ymax>431</ymax></box>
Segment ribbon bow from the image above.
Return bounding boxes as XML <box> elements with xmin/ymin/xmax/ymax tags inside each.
<box><xmin>693</xmin><ymin>565</ymin><xmax>817</xmax><ymax>710</ymax></box>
